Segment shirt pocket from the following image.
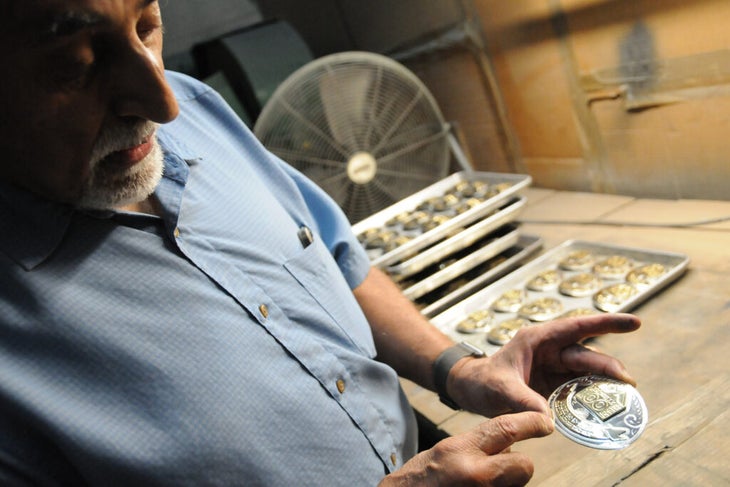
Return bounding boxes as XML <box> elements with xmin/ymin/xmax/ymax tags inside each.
<box><xmin>283</xmin><ymin>236</ymin><xmax>376</xmax><ymax>358</ymax></box>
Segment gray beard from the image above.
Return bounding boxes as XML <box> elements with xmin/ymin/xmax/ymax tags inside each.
<box><xmin>76</xmin><ymin>139</ymin><xmax>164</xmax><ymax>211</ymax></box>
<box><xmin>76</xmin><ymin>122</ymin><xmax>164</xmax><ymax>211</ymax></box>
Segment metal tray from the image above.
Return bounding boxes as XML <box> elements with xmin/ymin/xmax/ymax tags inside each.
<box><xmin>419</xmin><ymin>234</ymin><xmax>543</xmax><ymax>318</ymax></box>
<box><xmin>386</xmin><ymin>196</ymin><xmax>526</xmax><ymax>278</ymax></box>
<box><xmin>397</xmin><ymin>223</ymin><xmax>521</xmax><ymax>300</ymax></box>
<box><xmin>430</xmin><ymin>239</ymin><xmax>690</xmax><ymax>354</ymax></box>
<box><xmin>352</xmin><ymin>171</ymin><xmax>531</xmax><ymax>268</ymax></box>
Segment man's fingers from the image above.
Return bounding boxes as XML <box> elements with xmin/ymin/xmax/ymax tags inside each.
<box><xmin>545</xmin><ymin>313</ymin><xmax>641</xmax><ymax>345</ymax></box>
<box><xmin>481</xmin><ymin>451</ymin><xmax>535</xmax><ymax>487</ymax></box>
<box><xmin>474</xmin><ymin>412</ymin><xmax>554</xmax><ymax>455</ymax></box>
<box><xmin>560</xmin><ymin>343</ymin><xmax>636</xmax><ymax>385</ymax></box>
<box><xmin>387</xmin><ymin>414</ymin><xmax>552</xmax><ymax>486</ymax></box>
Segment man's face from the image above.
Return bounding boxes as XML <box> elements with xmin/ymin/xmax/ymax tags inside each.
<box><xmin>0</xmin><ymin>0</ymin><xmax>179</xmax><ymax>209</ymax></box>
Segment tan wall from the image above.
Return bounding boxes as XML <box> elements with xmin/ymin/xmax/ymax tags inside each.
<box><xmin>475</xmin><ymin>0</ymin><xmax>730</xmax><ymax>199</ymax></box>
<box><xmin>420</xmin><ymin>0</ymin><xmax>730</xmax><ymax>200</ymax></box>
<box><xmin>403</xmin><ymin>49</ymin><xmax>515</xmax><ymax>175</ymax></box>
<box><xmin>246</xmin><ymin>0</ymin><xmax>730</xmax><ymax>200</ymax></box>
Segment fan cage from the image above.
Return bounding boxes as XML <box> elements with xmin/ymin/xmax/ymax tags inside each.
<box><xmin>254</xmin><ymin>51</ymin><xmax>452</xmax><ymax>223</ymax></box>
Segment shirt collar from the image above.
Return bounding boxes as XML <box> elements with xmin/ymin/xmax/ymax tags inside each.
<box><xmin>0</xmin><ymin>132</ymin><xmax>199</xmax><ymax>271</ymax></box>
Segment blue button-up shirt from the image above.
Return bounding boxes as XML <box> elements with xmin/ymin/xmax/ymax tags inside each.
<box><xmin>0</xmin><ymin>71</ymin><xmax>417</xmax><ymax>486</ymax></box>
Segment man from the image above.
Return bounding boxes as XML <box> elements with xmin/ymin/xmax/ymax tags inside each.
<box><xmin>0</xmin><ymin>1</ymin><xmax>640</xmax><ymax>485</ymax></box>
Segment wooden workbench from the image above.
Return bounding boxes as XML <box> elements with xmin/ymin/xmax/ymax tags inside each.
<box><xmin>403</xmin><ymin>188</ymin><xmax>730</xmax><ymax>486</ymax></box>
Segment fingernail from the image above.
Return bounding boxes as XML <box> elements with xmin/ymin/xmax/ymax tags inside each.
<box><xmin>543</xmin><ymin>413</ymin><xmax>555</xmax><ymax>433</ymax></box>
<box><xmin>621</xmin><ymin>367</ymin><xmax>637</xmax><ymax>386</ymax></box>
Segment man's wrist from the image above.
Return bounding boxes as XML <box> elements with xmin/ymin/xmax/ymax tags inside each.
<box><xmin>432</xmin><ymin>342</ymin><xmax>486</xmax><ymax>409</ymax></box>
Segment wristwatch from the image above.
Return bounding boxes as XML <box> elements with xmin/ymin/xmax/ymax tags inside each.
<box><xmin>432</xmin><ymin>342</ymin><xmax>486</xmax><ymax>409</ymax></box>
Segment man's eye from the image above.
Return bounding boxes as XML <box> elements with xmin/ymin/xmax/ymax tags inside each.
<box><xmin>51</xmin><ymin>60</ymin><xmax>93</xmax><ymax>89</ymax></box>
<box><xmin>137</xmin><ymin>22</ymin><xmax>161</xmax><ymax>41</ymax></box>
<box><xmin>46</xmin><ymin>42</ymin><xmax>97</xmax><ymax>89</ymax></box>
<box><xmin>138</xmin><ymin>2</ymin><xmax>163</xmax><ymax>41</ymax></box>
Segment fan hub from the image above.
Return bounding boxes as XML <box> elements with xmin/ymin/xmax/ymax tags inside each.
<box><xmin>347</xmin><ymin>151</ymin><xmax>378</xmax><ymax>185</ymax></box>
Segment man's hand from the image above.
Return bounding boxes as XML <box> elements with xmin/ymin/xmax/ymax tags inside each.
<box><xmin>448</xmin><ymin>313</ymin><xmax>641</xmax><ymax>417</ymax></box>
<box><xmin>380</xmin><ymin>412</ymin><xmax>553</xmax><ymax>486</ymax></box>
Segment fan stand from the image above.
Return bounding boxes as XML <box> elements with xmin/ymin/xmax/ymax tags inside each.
<box><xmin>346</xmin><ymin>152</ymin><xmax>379</xmax><ymax>185</ymax></box>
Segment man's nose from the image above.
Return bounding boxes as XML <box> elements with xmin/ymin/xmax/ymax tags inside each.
<box><xmin>108</xmin><ymin>40</ymin><xmax>179</xmax><ymax>123</ymax></box>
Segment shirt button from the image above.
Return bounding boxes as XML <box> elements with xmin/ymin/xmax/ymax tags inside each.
<box><xmin>259</xmin><ymin>304</ymin><xmax>269</xmax><ymax>319</ymax></box>
<box><xmin>173</xmin><ymin>227</ymin><xmax>181</xmax><ymax>238</ymax></box>
<box><xmin>336</xmin><ymin>379</ymin><xmax>346</xmax><ymax>394</ymax></box>
<box><xmin>390</xmin><ymin>453</ymin><xmax>397</xmax><ymax>466</ymax></box>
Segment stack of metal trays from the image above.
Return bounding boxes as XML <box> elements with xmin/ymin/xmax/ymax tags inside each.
<box><xmin>352</xmin><ymin>170</ymin><xmax>539</xmax><ymax>316</ymax></box>
<box><xmin>412</xmin><ymin>234</ymin><xmax>543</xmax><ymax>318</ymax></box>
<box><xmin>352</xmin><ymin>171</ymin><xmax>532</xmax><ymax>267</ymax></box>
<box><xmin>430</xmin><ymin>240</ymin><xmax>690</xmax><ymax>354</ymax></box>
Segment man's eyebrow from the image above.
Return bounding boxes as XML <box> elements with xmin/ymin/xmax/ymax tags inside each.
<box><xmin>45</xmin><ymin>10</ymin><xmax>105</xmax><ymax>38</ymax></box>
<box><xmin>22</xmin><ymin>9</ymin><xmax>106</xmax><ymax>47</ymax></box>
<box><xmin>45</xmin><ymin>0</ymin><xmax>158</xmax><ymax>35</ymax></box>
<box><xmin>16</xmin><ymin>0</ymin><xmax>159</xmax><ymax>47</ymax></box>
<box><xmin>137</xmin><ymin>0</ymin><xmax>159</xmax><ymax>13</ymax></box>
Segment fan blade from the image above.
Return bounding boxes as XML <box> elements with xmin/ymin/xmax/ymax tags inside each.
<box><xmin>319</xmin><ymin>65</ymin><xmax>374</xmax><ymax>151</ymax></box>
<box><xmin>376</xmin><ymin>124</ymin><xmax>449</xmax><ymax>164</ymax></box>
<box><xmin>346</xmin><ymin>182</ymin><xmax>395</xmax><ymax>224</ymax></box>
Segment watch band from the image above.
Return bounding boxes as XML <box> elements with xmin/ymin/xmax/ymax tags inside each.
<box><xmin>432</xmin><ymin>342</ymin><xmax>486</xmax><ymax>410</ymax></box>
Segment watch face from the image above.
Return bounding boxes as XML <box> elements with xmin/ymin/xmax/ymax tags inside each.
<box><xmin>548</xmin><ymin>375</ymin><xmax>648</xmax><ymax>450</ymax></box>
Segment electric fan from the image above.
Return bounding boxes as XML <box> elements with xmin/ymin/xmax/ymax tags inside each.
<box><xmin>253</xmin><ymin>51</ymin><xmax>452</xmax><ymax>223</ymax></box>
